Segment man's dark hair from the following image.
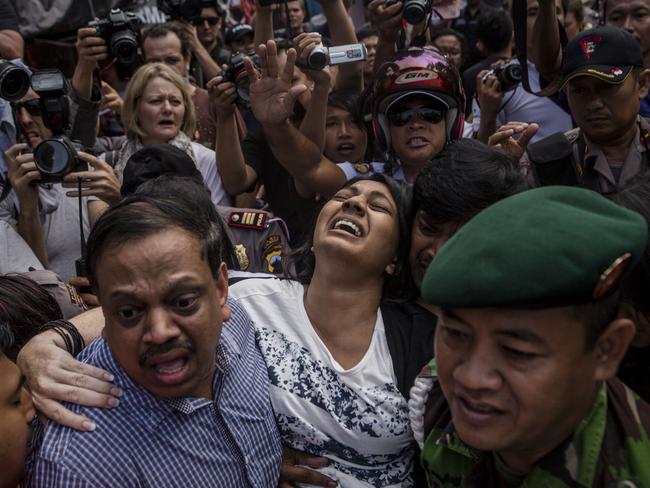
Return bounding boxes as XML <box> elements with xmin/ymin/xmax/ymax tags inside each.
<box><xmin>0</xmin><ymin>321</ymin><xmax>15</xmax><ymax>359</ymax></box>
<box><xmin>86</xmin><ymin>195</ymin><xmax>225</xmax><ymax>293</ymax></box>
<box><xmin>200</xmin><ymin>0</ymin><xmax>225</xmax><ymax>16</ymax></box>
<box><xmin>287</xmin><ymin>173</ymin><xmax>416</xmax><ymax>301</ymax></box>
<box><xmin>414</xmin><ymin>139</ymin><xmax>526</xmax><ymax>226</ymax></box>
<box><xmin>610</xmin><ymin>173</ymin><xmax>650</xmax><ymax>316</ymax></box>
<box><xmin>134</xmin><ymin>175</ymin><xmax>239</xmax><ymax>270</ymax></box>
<box><xmin>356</xmin><ymin>24</ymin><xmax>377</xmax><ymax>41</ymax></box>
<box><xmin>0</xmin><ymin>275</ymin><xmax>63</xmax><ymax>361</ymax></box>
<box><xmin>476</xmin><ymin>8</ymin><xmax>513</xmax><ymax>54</ymax></box>
<box><xmin>430</xmin><ymin>28</ymin><xmax>467</xmax><ymax>62</ymax></box>
<box><xmin>328</xmin><ymin>90</ymin><xmax>365</xmax><ymax>128</ymax></box>
<box><xmin>142</xmin><ymin>23</ymin><xmax>191</xmax><ymax>59</ymax></box>
<box><xmin>571</xmin><ymin>291</ymin><xmax>622</xmax><ymax>351</ymax></box>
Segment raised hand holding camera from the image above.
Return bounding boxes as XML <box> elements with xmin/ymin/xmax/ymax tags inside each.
<box><xmin>207</xmin><ymin>74</ymin><xmax>237</xmax><ymax>116</ymax></box>
<box><xmin>4</xmin><ymin>143</ymin><xmax>40</xmax><ymax>209</ymax></box>
<box><xmin>87</xmin><ymin>9</ymin><xmax>141</xmax><ymax>66</ymax></box>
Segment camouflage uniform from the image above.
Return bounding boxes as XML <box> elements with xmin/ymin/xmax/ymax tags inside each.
<box><xmin>410</xmin><ymin>360</ymin><xmax>650</xmax><ymax>488</ymax></box>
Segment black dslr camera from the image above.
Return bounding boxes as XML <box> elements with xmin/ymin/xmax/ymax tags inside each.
<box><xmin>0</xmin><ymin>59</ymin><xmax>30</xmax><ymax>102</ymax></box>
<box><xmin>158</xmin><ymin>0</ymin><xmax>203</xmax><ymax>21</ymax></box>
<box><xmin>30</xmin><ymin>70</ymin><xmax>86</xmax><ymax>183</ymax></box>
<box><xmin>386</xmin><ymin>0</ymin><xmax>431</xmax><ymax>25</ymax></box>
<box><xmin>88</xmin><ymin>9</ymin><xmax>141</xmax><ymax>66</ymax></box>
<box><xmin>483</xmin><ymin>62</ymin><xmax>523</xmax><ymax>92</ymax></box>
<box><xmin>223</xmin><ymin>51</ymin><xmax>261</xmax><ymax>109</ymax></box>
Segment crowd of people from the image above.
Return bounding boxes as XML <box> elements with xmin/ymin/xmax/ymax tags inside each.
<box><xmin>1</xmin><ymin>0</ymin><xmax>650</xmax><ymax>486</ymax></box>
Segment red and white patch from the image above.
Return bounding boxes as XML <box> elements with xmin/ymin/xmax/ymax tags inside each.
<box><xmin>579</xmin><ymin>35</ymin><xmax>603</xmax><ymax>60</ymax></box>
<box><xmin>394</xmin><ymin>70</ymin><xmax>439</xmax><ymax>85</ymax></box>
<box><xmin>611</xmin><ymin>68</ymin><xmax>623</xmax><ymax>77</ymax></box>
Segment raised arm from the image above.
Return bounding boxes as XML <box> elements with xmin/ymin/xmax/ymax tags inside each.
<box><xmin>367</xmin><ymin>0</ymin><xmax>403</xmax><ymax>75</ymax></box>
<box><xmin>247</xmin><ymin>41</ymin><xmax>347</xmax><ymax>197</ymax></box>
<box><xmin>294</xmin><ymin>33</ymin><xmax>331</xmax><ymax>151</ymax></box>
<box><xmin>318</xmin><ymin>0</ymin><xmax>364</xmax><ymax>91</ymax></box>
<box><xmin>208</xmin><ymin>75</ymin><xmax>259</xmax><ymax>195</ymax></box>
<box><xmin>253</xmin><ymin>2</ymin><xmax>275</xmax><ymax>47</ymax></box>
<box><xmin>529</xmin><ymin>0</ymin><xmax>562</xmax><ymax>80</ymax></box>
<box><xmin>177</xmin><ymin>20</ymin><xmax>222</xmax><ymax>80</ymax></box>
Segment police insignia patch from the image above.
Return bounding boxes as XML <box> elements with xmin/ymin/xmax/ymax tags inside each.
<box><xmin>263</xmin><ymin>235</ymin><xmax>283</xmax><ymax>274</ymax></box>
<box><xmin>228</xmin><ymin>211</ymin><xmax>267</xmax><ymax>231</ymax></box>
<box><xmin>592</xmin><ymin>253</ymin><xmax>631</xmax><ymax>300</ymax></box>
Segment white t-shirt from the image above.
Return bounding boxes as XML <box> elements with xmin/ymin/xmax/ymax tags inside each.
<box><xmin>0</xmin><ymin>219</ymin><xmax>43</xmax><ymax>274</ymax></box>
<box><xmin>191</xmin><ymin>141</ymin><xmax>231</xmax><ymax>206</ymax></box>
<box><xmin>472</xmin><ymin>61</ymin><xmax>573</xmax><ymax>143</ymax></box>
<box><xmin>0</xmin><ymin>185</ymin><xmax>90</xmax><ymax>281</ymax></box>
<box><xmin>229</xmin><ymin>278</ymin><xmax>415</xmax><ymax>488</ymax></box>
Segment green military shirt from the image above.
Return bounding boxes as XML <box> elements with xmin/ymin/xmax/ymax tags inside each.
<box><xmin>412</xmin><ymin>361</ymin><xmax>650</xmax><ymax>488</ymax></box>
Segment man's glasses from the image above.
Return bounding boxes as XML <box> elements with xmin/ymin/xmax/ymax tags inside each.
<box><xmin>11</xmin><ymin>98</ymin><xmax>41</xmax><ymax>117</ymax></box>
<box><xmin>387</xmin><ymin>107</ymin><xmax>445</xmax><ymax>127</ymax></box>
<box><xmin>192</xmin><ymin>16</ymin><xmax>220</xmax><ymax>26</ymax></box>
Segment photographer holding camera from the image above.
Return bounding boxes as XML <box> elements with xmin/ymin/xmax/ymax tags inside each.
<box><xmin>1</xmin><ymin>86</ymin><xmax>120</xmax><ymax>282</ymax></box>
<box><xmin>473</xmin><ymin>0</ymin><xmax>572</xmax><ymax>144</ymax></box>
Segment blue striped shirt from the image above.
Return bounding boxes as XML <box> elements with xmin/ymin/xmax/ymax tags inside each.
<box><xmin>28</xmin><ymin>299</ymin><xmax>282</xmax><ymax>487</ymax></box>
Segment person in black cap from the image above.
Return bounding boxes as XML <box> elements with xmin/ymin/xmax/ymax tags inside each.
<box><xmin>224</xmin><ymin>24</ymin><xmax>255</xmax><ymax>55</ymax></box>
<box><xmin>490</xmin><ymin>26</ymin><xmax>650</xmax><ymax>194</ymax></box>
<box><xmin>122</xmin><ymin>144</ymin><xmax>291</xmax><ymax>275</ymax></box>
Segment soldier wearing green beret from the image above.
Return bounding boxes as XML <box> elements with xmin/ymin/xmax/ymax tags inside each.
<box><xmin>409</xmin><ymin>186</ymin><xmax>650</xmax><ymax>487</ymax></box>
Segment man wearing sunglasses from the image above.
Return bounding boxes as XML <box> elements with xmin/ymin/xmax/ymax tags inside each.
<box><xmin>195</xmin><ymin>1</ymin><xmax>229</xmax><ymax>64</ymax></box>
<box><xmin>1</xmin><ymin>88</ymin><xmax>119</xmax><ymax>282</ymax></box>
<box><xmin>241</xmin><ymin>45</ymin><xmax>467</xmax><ymax>203</ymax></box>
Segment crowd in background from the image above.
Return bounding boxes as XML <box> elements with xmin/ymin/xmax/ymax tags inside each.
<box><xmin>1</xmin><ymin>0</ymin><xmax>650</xmax><ymax>486</ymax></box>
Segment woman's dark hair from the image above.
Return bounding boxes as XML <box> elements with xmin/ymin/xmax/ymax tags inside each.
<box><xmin>414</xmin><ymin>139</ymin><xmax>527</xmax><ymax>226</ymax></box>
<box><xmin>0</xmin><ymin>321</ymin><xmax>14</xmax><ymax>358</ymax></box>
<box><xmin>286</xmin><ymin>173</ymin><xmax>416</xmax><ymax>301</ymax></box>
<box><xmin>610</xmin><ymin>173</ymin><xmax>650</xmax><ymax>315</ymax></box>
<box><xmin>0</xmin><ymin>275</ymin><xmax>63</xmax><ymax>361</ymax></box>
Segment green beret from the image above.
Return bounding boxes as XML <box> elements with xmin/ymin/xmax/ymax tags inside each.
<box><xmin>421</xmin><ymin>186</ymin><xmax>648</xmax><ymax>308</ymax></box>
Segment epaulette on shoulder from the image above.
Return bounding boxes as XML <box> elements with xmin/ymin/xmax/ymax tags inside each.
<box><xmin>228</xmin><ymin>210</ymin><xmax>268</xmax><ymax>231</ymax></box>
<box><xmin>353</xmin><ymin>163</ymin><xmax>372</xmax><ymax>174</ymax></box>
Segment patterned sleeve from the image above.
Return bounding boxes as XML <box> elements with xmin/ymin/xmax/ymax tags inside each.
<box><xmin>28</xmin><ymin>458</ymin><xmax>94</xmax><ymax>488</ymax></box>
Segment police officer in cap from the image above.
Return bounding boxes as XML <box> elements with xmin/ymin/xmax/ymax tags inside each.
<box><xmin>491</xmin><ymin>26</ymin><xmax>650</xmax><ymax>194</ymax></box>
<box><xmin>409</xmin><ymin>186</ymin><xmax>650</xmax><ymax>486</ymax></box>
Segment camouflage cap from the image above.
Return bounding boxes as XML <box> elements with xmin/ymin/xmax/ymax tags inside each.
<box><xmin>421</xmin><ymin>186</ymin><xmax>648</xmax><ymax>308</ymax></box>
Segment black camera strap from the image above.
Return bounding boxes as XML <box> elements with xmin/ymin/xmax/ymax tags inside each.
<box><xmin>512</xmin><ymin>0</ymin><xmax>567</xmax><ymax>96</ymax></box>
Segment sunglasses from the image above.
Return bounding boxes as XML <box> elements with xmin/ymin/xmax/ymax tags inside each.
<box><xmin>387</xmin><ymin>107</ymin><xmax>444</xmax><ymax>127</ymax></box>
<box><xmin>11</xmin><ymin>99</ymin><xmax>42</xmax><ymax>117</ymax></box>
<box><xmin>192</xmin><ymin>16</ymin><xmax>221</xmax><ymax>26</ymax></box>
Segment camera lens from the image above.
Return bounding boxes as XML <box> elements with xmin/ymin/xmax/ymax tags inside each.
<box><xmin>0</xmin><ymin>62</ymin><xmax>30</xmax><ymax>102</ymax></box>
<box><xmin>402</xmin><ymin>0</ymin><xmax>428</xmax><ymax>25</ymax></box>
<box><xmin>111</xmin><ymin>31</ymin><xmax>139</xmax><ymax>65</ymax></box>
<box><xmin>34</xmin><ymin>139</ymin><xmax>73</xmax><ymax>176</ymax></box>
<box><xmin>307</xmin><ymin>46</ymin><xmax>328</xmax><ymax>70</ymax></box>
<box><xmin>504</xmin><ymin>64</ymin><xmax>523</xmax><ymax>83</ymax></box>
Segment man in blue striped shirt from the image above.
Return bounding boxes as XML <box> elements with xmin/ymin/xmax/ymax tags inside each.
<box><xmin>29</xmin><ymin>195</ymin><xmax>282</xmax><ymax>487</ymax></box>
